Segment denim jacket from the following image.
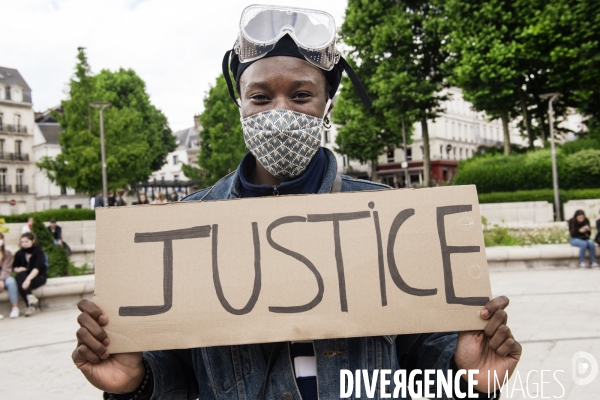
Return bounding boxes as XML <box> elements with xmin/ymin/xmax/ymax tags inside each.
<box><xmin>143</xmin><ymin>149</ymin><xmax>480</xmax><ymax>400</ymax></box>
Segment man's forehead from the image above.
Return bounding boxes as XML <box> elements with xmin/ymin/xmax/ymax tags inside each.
<box><xmin>240</xmin><ymin>57</ymin><xmax>324</xmax><ymax>85</ymax></box>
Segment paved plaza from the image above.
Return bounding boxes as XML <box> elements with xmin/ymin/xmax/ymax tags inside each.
<box><xmin>0</xmin><ymin>266</ymin><xmax>599</xmax><ymax>399</ymax></box>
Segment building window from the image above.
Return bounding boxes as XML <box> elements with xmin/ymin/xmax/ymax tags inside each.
<box><xmin>60</xmin><ymin>205</ymin><xmax>68</xmax><ymax>209</ymax></box>
<box><xmin>0</xmin><ymin>113</ymin><xmax>3</xmax><ymax>131</ymax></box>
<box><xmin>451</xmin><ymin>122</ymin><xmax>455</xmax><ymax>139</ymax></box>
<box><xmin>0</xmin><ymin>168</ymin><xmax>6</xmax><ymax>190</ymax></box>
<box><xmin>172</xmin><ymin>155</ymin><xmax>179</xmax><ymax>165</ymax></box>
<box><xmin>386</xmin><ymin>150</ymin><xmax>394</xmax><ymax>163</ymax></box>
<box><xmin>459</xmin><ymin>148</ymin><xmax>463</xmax><ymax>159</ymax></box>
<box><xmin>16</xmin><ymin>168</ymin><xmax>24</xmax><ymax>192</ymax></box>
<box><xmin>406</xmin><ymin>147</ymin><xmax>412</xmax><ymax>161</ymax></box>
<box><xmin>0</xmin><ymin>87</ymin><xmax>3</xmax><ymax>100</ymax></box>
<box><xmin>61</xmin><ymin>185</ymin><xmax>67</xmax><ymax>195</ymax></box>
<box><xmin>0</xmin><ymin>139</ymin><xmax>4</xmax><ymax>157</ymax></box>
<box><xmin>173</xmin><ymin>174</ymin><xmax>179</xmax><ymax>181</ymax></box>
<box><xmin>15</xmin><ymin>140</ymin><xmax>22</xmax><ymax>157</ymax></box>
<box><xmin>440</xmin><ymin>145</ymin><xmax>443</xmax><ymax>158</ymax></box>
<box><xmin>14</xmin><ymin>115</ymin><xmax>21</xmax><ymax>132</ymax></box>
<box><xmin>75</xmin><ymin>204</ymin><xmax>82</xmax><ymax>209</ymax></box>
<box><xmin>453</xmin><ymin>148</ymin><xmax>456</xmax><ymax>159</ymax></box>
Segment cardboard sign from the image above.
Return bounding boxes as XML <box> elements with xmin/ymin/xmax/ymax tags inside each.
<box><xmin>95</xmin><ymin>185</ymin><xmax>491</xmax><ymax>353</ymax></box>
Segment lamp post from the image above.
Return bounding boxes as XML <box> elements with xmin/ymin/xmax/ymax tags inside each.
<box><xmin>89</xmin><ymin>102</ymin><xmax>110</xmax><ymax>207</ymax></box>
<box><xmin>401</xmin><ymin>120</ymin><xmax>409</xmax><ymax>187</ymax></box>
<box><xmin>540</xmin><ymin>93</ymin><xmax>561</xmax><ymax>221</ymax></box>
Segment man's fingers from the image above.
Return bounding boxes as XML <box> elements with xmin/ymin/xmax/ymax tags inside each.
<box><xmin>73</xmin><ymin>344</ymin><xmax>102</xmax><ymax>365</ymax></box>
<box><xmin>488</xmin><ymin>324</ymin><xmax>513</xmax><ymax>351</ymax></box>
<box><xmin>480</xmin><ymin>295</ymin><xmax>509</xmax><ymax>319</ymax></box>
<box><xmin>77</xmin><ymin>312</ymin><xmax>110</xmax><ymax>346</ymax></box>
<box><xmin>76</xmin><ymin>327</ymin><xmax>109</xmax><ymax>359</ymax></box>
<box><xmin>77</xmin><ymin>299</ymin><xmax>108</xmax><ymax>325</ymax></box>
<box><xmin>484</xmin><ymin>309</ymin><xmax>508</xmax><ymax>338</ymax></box>
<box><xmin>496</xmin><ymin>336</ymin><xmax>522</xmax><ymax>358</ymax></box>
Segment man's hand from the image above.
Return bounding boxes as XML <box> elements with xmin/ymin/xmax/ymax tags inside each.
<box><xmin>72</xmin><ymin>299</ymin><xmax>144</xmax><ymax>394</ymax></box>
<box><xmin>22</xmin><ymin>279</ymin><xmax>30</xmax><ymax>290</ymax></box>
<box><xmin>455</xmin><ymin>296</ymin><xmax>522</xmax><ymax>393</ymax></box>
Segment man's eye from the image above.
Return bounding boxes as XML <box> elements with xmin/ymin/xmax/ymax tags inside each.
<box><xmin>294</xmin><ymin>92</ymin><xmax>312</xmax><ymax>99</ymax></box>
<box><xmin>250</xmin><ymin>94</ymin><xmax>269</xmax><ymax>101</ymax></box>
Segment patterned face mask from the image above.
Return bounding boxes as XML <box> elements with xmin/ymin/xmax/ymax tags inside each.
<box><xmin>242</xmin><ymin>109</ymin><xmax>324</xmax><ymax>180</ymax></box>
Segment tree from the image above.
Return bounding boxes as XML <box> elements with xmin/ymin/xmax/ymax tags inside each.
<box><xmin>193</xmin><ymin>74</ymin><xmax>247</xmax><ymax>186</ymax></box>
<box><xmin>336</xmin><ymin>0</ymin><xmax>449</xmax><ymax>186</ymax></box>
<box><xmin>37</xmin><ymin>48</ymin><xmax>175</xmax><ymax>195</ymax></box>
<box><xmin>444</xmin><ymin>0</ymin><xmax>524</xmax><ymax>155</ymax></box>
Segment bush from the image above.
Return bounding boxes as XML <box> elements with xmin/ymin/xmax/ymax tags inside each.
<box><xmin>0</xmin><ymin>208</ymin><xmax>95</xmax><ymax>223</ymax></box>
<box><xmin>31</xmin><ymin>218</ymin><xmax>70</xmax><ymax>277</ymax></box>
<box><xmin>478</xmin><ymin>188</ymin><xmax>600</xmax><ymax>204</ymax></box>
<box><xmin>454</xmin><ymin>148</ymin><xmax>600</xmax><ymax>193</ymax></box>
<box><xmin>561</xmin><ymin>138</ymin><xmax>600</xmax><ymax>155</ymax></box>
<box><xmin>483</xmin><ymin>225</ymin><xmax>570</xmax><ymax>247</ymax></box>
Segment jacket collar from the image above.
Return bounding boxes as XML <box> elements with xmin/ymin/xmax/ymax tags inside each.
<box><xmin>200</xmin><ymin>147</ymin><xmax>339</xmax><ymax>201</ymax></box>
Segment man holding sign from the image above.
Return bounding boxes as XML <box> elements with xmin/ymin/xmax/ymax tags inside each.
<box><xmin>73</xmin><ymin>5</ymin><xmax>521</xmax><ymax>399</ymax></box>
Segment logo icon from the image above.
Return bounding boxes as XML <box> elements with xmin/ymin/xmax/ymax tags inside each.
<box><xmin>572</xmin><ymin>351</ymin><xmax>598</xmax><ymax>385</ymax></box>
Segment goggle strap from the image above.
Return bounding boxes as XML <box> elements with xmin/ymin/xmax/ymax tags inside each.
<box><xmin>222</xmin><ymin>49</ymin><xmax>241</xmax><ymax>107</ymax></box>
<box><xmin>339</xmin><ymin>56</ymin><xmax>373</xmax><ymax>108</ymax></box>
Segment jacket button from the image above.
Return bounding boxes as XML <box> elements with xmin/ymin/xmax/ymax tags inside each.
<box><xmin>282</xmin><ymin>392</ymin><xmax>293</xmax><ymax>400</ymax></box>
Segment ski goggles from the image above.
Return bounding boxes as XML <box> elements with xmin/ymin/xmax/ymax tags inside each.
<box><xmin>234</xmin><ymin>5</ymin><xmax>340</xmax><ymax>71</ymax></box>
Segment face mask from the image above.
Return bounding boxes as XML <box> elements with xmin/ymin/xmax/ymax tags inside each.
<box><xmin>241</xmin><ymin>101</ymin><xmax>330</xmax><ymax>180</ymax></box>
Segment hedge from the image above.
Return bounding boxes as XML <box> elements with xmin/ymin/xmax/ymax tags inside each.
<box><xmin>0</xmin><ymin>208</ymin><xmax>95</xmax><ymax>223</ymax></box>
<box><xmin>453</xmin><ymin>149</ymin><xmax>600</xmax><ymax>193</ymax></box>
<box><xmin>478</xmin><ymin>188</ymin><xmax>600</xmax><ymax>204</ymax></box>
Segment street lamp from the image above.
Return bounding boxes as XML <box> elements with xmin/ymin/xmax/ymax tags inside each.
<box><xmin>89</xmin><ymin>102</ymin><xmax>111</xmax><ymax>207</ymax></box>
<box><xmin>540</xmin><ymin>93</ymin><xmax>561</xmax><ymax>221</ymax></box>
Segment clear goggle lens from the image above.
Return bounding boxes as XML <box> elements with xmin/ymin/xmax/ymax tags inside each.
<box><xmin>235</xmin><ymin>5</ymin><xmax>339</xmax><ymax>70</ymax></box>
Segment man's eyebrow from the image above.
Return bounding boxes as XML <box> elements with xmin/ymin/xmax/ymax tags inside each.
<box><xmin>244</xmin><ymin>80</ymin><xmax>319</xmax><ymax>90</ymax></box>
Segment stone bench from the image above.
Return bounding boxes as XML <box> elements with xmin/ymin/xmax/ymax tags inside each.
<box><xmin>486</xmin><ymin>243</ymin><xmax>599</xmax><ymax>269</ymax></box>
<box><xmin>0</xmin><ymin>274</ymin><xmax>94</xmax><ymax>312</ymax></box>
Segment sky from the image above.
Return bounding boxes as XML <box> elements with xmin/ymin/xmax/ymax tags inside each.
<box><xmin>1</xmin><ymin>0</ymin><xmax>348</xmax><ymax>131</ymax></box>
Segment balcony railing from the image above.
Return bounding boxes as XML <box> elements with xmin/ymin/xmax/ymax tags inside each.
<box><xmin>0</xmin><ymin>152</ymin><xmax>30</xmax><ymax>162</ymax></box>
<box><xmin>15</xmin><ymin>185</ymin><xmax>28</xmax><ymax>193</ymax></box>
<box><xmin>0</xmin><ymin>124</ymin><xmax>28</xmax><ymax>134</ymax></box>
<box><xmin>0</xmin><ymin>185</ymin><xmax>11</xmax><ymax>193</ymax></box>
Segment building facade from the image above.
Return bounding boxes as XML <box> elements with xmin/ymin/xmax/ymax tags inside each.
<box><xmin>146</xmin><ymin>115</ymin><xmax>201</xmax><ymax>199</ymax></box>
<box><xmin>32</xmin><ymin>108</ymin><xmax>89</xmax><ymax>210</ymax></box>
<box><xmin>325</xmin><ymin>87</ymin><xmax>524</xmax><ymax>187</ymax></box>
<box><xmin>0</xmin><ymin>67</ymin><xmax>36</xmax><ymax>214</ymax></box>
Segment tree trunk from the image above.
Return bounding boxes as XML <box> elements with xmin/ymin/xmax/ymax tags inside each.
<box><xmin>499</xmin><ymin>109</ymin><xmax>511</xmax><ymax>156</ymax></box>
<box><xmin>370</xmin><ymin>159</ymin><xmax>378</xmax><ymax>182</ymax></box>
<box><xmin>421</xmin><ymin>120</ymin><xmax>431</xmax><ymax>187</ymax></box>
<box><xmin>520</xmin><ymin>94</ymin><xmax>534</xmax><ymax>148</ymax></box>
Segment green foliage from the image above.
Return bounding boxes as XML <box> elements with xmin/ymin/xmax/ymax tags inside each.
<box><xmin>196</xmin><ymin>75</ymin><xmax>247</xmax><ymax>186</ymax></box>
<box><xmin>334</xmin><ymin>0</ymin><xmax>447</xmax><ymax>179</ymax></box>
<box><xmin>561</xmin><ymin>138</ymin><xmax>600</xmax><ymax>155</ymax></box>
<box><xmin>454</xmin><ymin>149</ymin><xmax>600</xmax><ymax>193</ymax></box>
<box><xmin>484</xmin><ymin>225</ymin><xmax>569</xmax><ymax>247</ymax></box>
<box><xmin>478</xmin><ymin>188</ymin><xmax>600</xmax><ymax>204</ymax></box>
<box><xmin>0</xmin><ymin>209</ymin><xmax>95</xmax><ymax>223</ymax></box>
<box><xmin>37</xmin><ymin>48</ymin><xmax>176</xmax><ymax>195</ymax></box>
<box><xmin>31</xmin><ymin>218</ymin><xmax>69</xmax><ymax>278</ymax></box>
<box><xmin>444</xmin><ymin>0</ymin><xmax>523</xmax><ymax>153</ymax></box>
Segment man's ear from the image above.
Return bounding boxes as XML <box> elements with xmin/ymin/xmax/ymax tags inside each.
<box><xmin>327</xmin><ymin>102</ymin><xmax>334</xmax><ymax>116</ymax></box>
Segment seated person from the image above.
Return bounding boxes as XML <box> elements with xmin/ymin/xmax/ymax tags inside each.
<box><xmin>0</xmin><ymin>232</ymin><xmax>18</xmax><ymax>319</ymax></box>
<box><xmin>568</xmin><ymin>209</ymin><xmax>598</xmax><ymax>268</ymax></box>
<box><xmin>12</xmin><ymin>232</ymin><xmax>47</xmax><ymax>316</ymax></box>
<box><xmin>48</xmin><ymin>218</ymin><xmax>71</xmax><ymax>256</ymax></box>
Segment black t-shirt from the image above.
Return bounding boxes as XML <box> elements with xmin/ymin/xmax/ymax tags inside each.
<box><xmin>13</xmin><ymin>246</ymin><xmax>47</xmax><ymax>277</ymax></box>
